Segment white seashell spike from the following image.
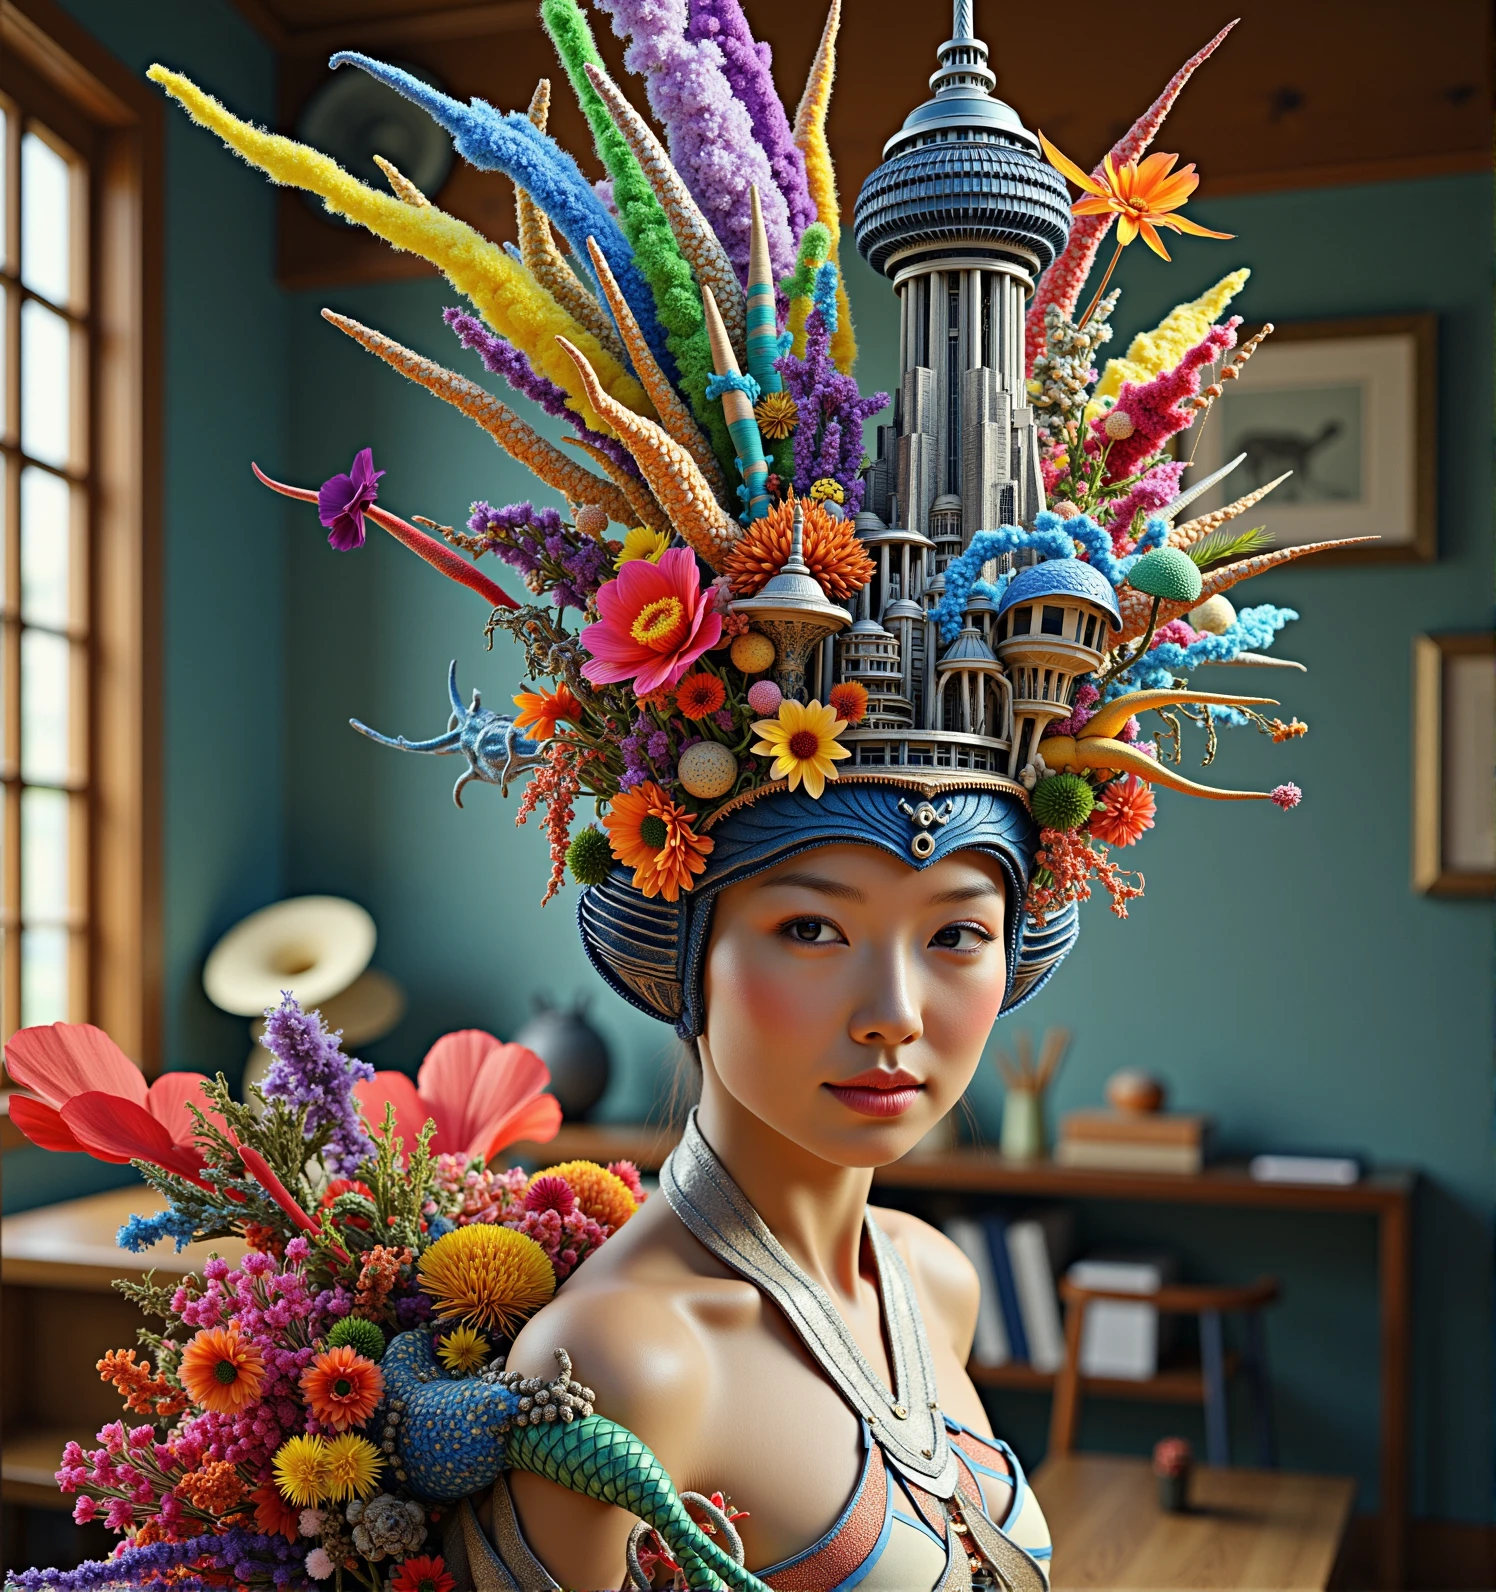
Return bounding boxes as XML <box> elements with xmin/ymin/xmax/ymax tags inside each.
<box><xmin>1157</xmin><ymin>453</ymin><xmax>1251</xmax><ymax>523</ymax></box>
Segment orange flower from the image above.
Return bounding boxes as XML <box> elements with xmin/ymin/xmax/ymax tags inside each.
<box><xmin>828</xmin><ymin>681</ymin><xmax>869</xmax><ymax>725</ymax></box>
<box><xmin>174</xmin><ymin>1460</ymin><xmax>247</xmax><ymax>1514</ymax></box>
<box><xmin>300</xmin><ymin>1345</ymin><xmax>384</xmax><ymax>1431</ymax></box>
<box><xmin>722</xmin><ymin>496</ymin><xmax>873</xmax><ymax>600</ymax></box>
<box><xmin>179</xmin><ymin>1325</ymin><xmax>266</xmax><ymax>1415</ymax></box>
<box><xmin>1088</xmin><ymin>775</ymin><xmax>1157</xmax><ymax>847</ymax></box>
<box><xmin>251</xmin><ymin>1480</ymin><xmax>300</xmax><ymax>1542</ymax></box>
<box><xmin>675</xmin><ymin>672</ymin><xmax>726</xmax><ymax>720</ymax></box>
<box><xmin>603</xmin><ymin>781</ymin><xmax>714</xmax><ymax>902</ymax></box>
<box><xmin>1038</xmin><ymin>133</ymin><xmax>1234</xmax><ymax>262</ymax></box>
<box><xmin>530</xmin><ymin>1161</ymin><xmax>639</xmax><ymax>1230</ymax></box>
<box><xmin>512</xmin><ymin>682</ymin><xmax>582</xmax><ymax>743</ymax></box>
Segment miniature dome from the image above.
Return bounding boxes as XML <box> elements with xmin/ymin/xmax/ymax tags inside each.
<box><xmin>852</xmin><ymin>3</ymin><xmax>1071</xmax><ymax>277</ymax></box>
<box><xmin>996</xmin><ymin>559</ymin><xmax>1121</xmax><ymax>630</ymax></box>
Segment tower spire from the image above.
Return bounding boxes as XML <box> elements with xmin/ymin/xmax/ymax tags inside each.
<box><xmin>930</xmin><ymin>0</ymin><xmax>996</xmax><ymax>98</ymax></box>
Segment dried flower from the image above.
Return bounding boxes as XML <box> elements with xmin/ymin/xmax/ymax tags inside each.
<box><xmin>676</xmin><ymin>672</ymin><xmax>727</xmax><ymax>720</ymax></box>
<box><xmin>1271</xmin><ymin>783</ymin><xmax>1302</xmax><ymax>810</ymax></box>
<box><xmin>417</xmin><ymin>1225</ymin><xmax>556</xmax><ymax>1335</ymax></box>
<box><xmin>1088</xmin><ymin>775</ymin><xmax>1157</xmax><ymax>847</ymax></box>
<box><xmin>300</xmin><ymin>1346</ymin><xmax>383</xmax><ymax>1432</ymax></box>
<box><xmin>754</xmin><ymin>390</ymin><xmax>800</xmax><ymax>440</ymax></box>
<box><xmin>179</xmin><ymin>1325</ymin><xmax>266</xmax><ymax>1416</ymax></box>
<box><xmin>530</xmin><ymin>1161</ymin><xmax>638</xmax><ymax>1229</ymax></box>
<box><xmin>603</xmin><ymin>781</ymin><xmax>715</xmax><ymax>902</ymax></box>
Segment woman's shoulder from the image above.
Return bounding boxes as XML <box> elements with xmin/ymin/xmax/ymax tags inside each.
<box><xmin>870</xmin><ymin>1203</ymin><xmax>981</xmax><ymax>1351</ymax></box>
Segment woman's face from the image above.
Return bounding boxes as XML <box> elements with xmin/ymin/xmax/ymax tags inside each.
<box><xmin>699</xmin><ymin>843</ymin><xmax>1009</xmax><ymax>1167</ymax></box>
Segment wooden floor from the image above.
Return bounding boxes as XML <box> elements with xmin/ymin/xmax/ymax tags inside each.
<box><xmin>1032</xmin><ymin>1454</ymin><xmax>1354</xmax><ymax>1591</ymax></box>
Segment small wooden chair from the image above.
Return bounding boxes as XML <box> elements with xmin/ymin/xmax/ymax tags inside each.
<box><xmin>1048</xmin><ymin>1274</ymin><xmax>1281</xmax><ymax>1468</ymax></box>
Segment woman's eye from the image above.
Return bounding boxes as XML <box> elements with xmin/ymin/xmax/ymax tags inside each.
<box><xmin>930</xmin><ymin>923</ymin><xmax>994</xmax><ymax>952</ymax></box>
<box><xmin>782</xmin><ymin>917</ymin><xmax>844</xmax><ymax>945</ymax></box>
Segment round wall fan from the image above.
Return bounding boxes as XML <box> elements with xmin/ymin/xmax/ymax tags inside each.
<box><xmin>295</xmin><ymin>60</ymin><xmax>454</xmax><ymax>206</ymax></box>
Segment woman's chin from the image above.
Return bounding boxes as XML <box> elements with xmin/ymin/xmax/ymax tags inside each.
<box><xmin>803</xmin><ymin>1095</ymin><xmax>952</xmax><ymax>1168</ymax></box>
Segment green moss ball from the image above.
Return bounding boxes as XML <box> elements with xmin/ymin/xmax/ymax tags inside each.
<box><xmin>327</xmin><ymin>1315</ymin><xmax>386</xmax><ymax>1362</ymax></box>
<box><xmin>1127</xmin><ymin>546</ymin><xmax>1203</xmax><ymax>604</ymax></box>
<box><xmin>567</xmin><ymin>825</ymin><xmax>614</xmax><ymax>887</ymax></box>
<box><xmin>1032</xmin><ymin>773</ymin><xmax>1095</xmax><ymax>831</ymax></box>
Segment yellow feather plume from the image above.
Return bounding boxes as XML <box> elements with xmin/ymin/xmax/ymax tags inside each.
<box><xmin>1088</xmin><ymin>270</ymin><xmax>1251</xmax><ymax>419</ymax></box>
<box><xmin>147</xmin><ymin>64</ymin><xmax>647</xmax><ymax>436</ymax></box>
<box><xmin>792</xmin><ymin>0</ymin><xmax>856</xmax><ymax>373</ymax></box>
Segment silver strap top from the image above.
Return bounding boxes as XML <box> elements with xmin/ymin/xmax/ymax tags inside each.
<box><xmin>660</xmin><ymin>1109</ymin><xmax>959</xmax><ymax>1499</ymax></box>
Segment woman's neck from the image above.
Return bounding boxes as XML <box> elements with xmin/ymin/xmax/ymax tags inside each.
<box><xmin>695</xmin><ymin>1073</ymin><xmax>876</xmax><ymax>1306</ymax></box>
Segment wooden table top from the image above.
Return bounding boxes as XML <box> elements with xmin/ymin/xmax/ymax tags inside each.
<box><xmin>1032</xmin><ymin>1454</ymin><xmax>1354</xmax><ymax>1591</ymax></box>
<box><xmin>2</xmin><ymin>1185</ymin><xmax>246</xmax><ymax>1290</ymax></box>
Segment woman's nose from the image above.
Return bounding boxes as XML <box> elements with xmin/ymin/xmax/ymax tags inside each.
<box><xmin>848</xmin><ymin>947</ymin><xmax>924</xmax><ymax>1048</ymax></box>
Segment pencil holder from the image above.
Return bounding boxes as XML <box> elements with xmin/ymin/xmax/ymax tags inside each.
<box><xmin>1000</xmin><ymin>1085</ymin><xmax>1046</xmax><ymax>1161</ymax></box>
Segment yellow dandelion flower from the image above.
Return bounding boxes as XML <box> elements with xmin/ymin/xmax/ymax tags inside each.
<box><xmin>614</xmin><ymin>526</ymin><xmax>672</xmax><ymax>569</ymax></box>
<box><xmin>751</xmin><ymin>699</ymin><xmax>850</xmax><ymax>800</ymax></box>
<box><xmin>416</xmin><ymin>1225</ymin><xmax>556</xmax><ymax>1336</ymax></box>
<box><xmin>323</xmin><ymin>1433</ymin><xmax>384</xmax><ymax>1503</ymax></box>
<box><xmin>809</xmin><ymin>477</ymin><xmax>845</xmax><ymax>506</ymax></box>
<box><xmin>754</xmin><ymin>391</ymin><xmax>799</xmax><ymax>441</ymax></box>
<box><xmin>272</xmin><ymin>1434</ymin><xmax>330</xmax><ymax>1508</ymax></box>
<box><xmin>436</xmin><ymin>1325</ymin><xmax>492</xmax><ymax>1377</ymax></box>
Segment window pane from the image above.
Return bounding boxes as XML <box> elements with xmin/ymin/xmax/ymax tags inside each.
<box><xmin>0</xmin><ymin>105</ymin><xmax>8</xmax><ymax>264</ymax></box>
<box><xmin>21</xmin><ymin>298</ymin><xmax>70</xmax><ymax>468</ymax></box>
<box><xmin>0</xmin><ymin>284</ymin><xmax>8</xmax><ymax>439</ymax></box>
<box><xmin>21</xmin><ymin>784</ymin><xmax>67</xmax><ymax>920</ymax></box>
<box><xmin>20</xmin><ymin>466</ymin><xmax>70</xmax><ymax>629</ymax></box>
<box><xmin>21</xmin><ymin>130</ymin><xmax>70</xmax><ymax>307</ymax></box>
<box><xmin>20</xmin><ymin>627</ymin><xmax>69</xmax><ymax>783</ymax></box>
<box><xmin>21</xmin><ymin>924</ymin><xmax>68</xmax><ymax>1026</ymax></box>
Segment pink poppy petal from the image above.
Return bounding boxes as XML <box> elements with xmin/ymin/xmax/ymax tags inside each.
<box><xmin>353</xmin><ymin>1072</ymin><xmax>434</xmax><ymax>1155</ymax></box>
<box><xmin>4</xmin><ymin>1023</ymin><xmax>148</xmax><ymax>1109</ymax></box>
<box><xmin>418</xmin><ymin>1029</ymin><xmax>506</xmax><ymax>1151</ymax></box>
<box><xmin>7</xmin><ymin>1093</ymin><xmax>93</xmax><ymax>1155</ymax></box>
<box><xmin>61</xmin><ymin>1092</ymin><xmax>207</xmax><ymax>1183</ymax></box>
<box><xmin>472</xmin><ymin>1092</ymin><xmax>563</xmax><ymax>1163</ymax></box>
<box><xmin>145</xmin><ymin>1073</ymin><xmax>224</xmax><ymax>1149</ymax></box>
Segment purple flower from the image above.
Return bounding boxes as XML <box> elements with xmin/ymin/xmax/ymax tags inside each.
<box><xmin>778</xmin><ymin>300</ymin><xmax>888</xmax><ymax>511</ymax></box>
<box><xmin>259</xmin><ymin>994</ymin><xmax>375</xmax><ymax>1174</ymax></box>
<box><xmin>317</xmin><ymin>447</ymin><xmax>383</xmax><ymax>551</ymax></box>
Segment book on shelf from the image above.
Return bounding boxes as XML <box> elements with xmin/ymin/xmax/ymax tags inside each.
<box><xmin>1004</xmin><ymin>1207</ymin><xmax>1074</xmax><ymax>1372</ymax></box>
<box><xmin>942</xmin><ymin>1216</ymin><xmax>1009</xmax><ymax>1367</ymax></box>
<box><xmin>1056</xmin><ymin>1111</ymin><xmax>1211</xmax><ymax>1173</ymax></box>
<box><xmin>1249</xmin><ymin>1152</ymin><xmax>1363</xmax><ymax>1186</ymax></box>
<box><xmin>1065</xmin><ymin>1252</ymin><xmax>1178</xmax><ymax>1380</ymax></box>
<box><xmin>982</xmin><ymin>1214</ymin><xmax>1029</xmax><ymax>1365</ymax></box>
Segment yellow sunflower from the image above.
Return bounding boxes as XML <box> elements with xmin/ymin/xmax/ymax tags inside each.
<box><xmin>436</xmin><ymin>1325</ymin><xmax>491</xmax><ymax>1376</ymax></box>
<box><xmin>613</xmin><ymin>525</ymin><xmax>672</xmax><ymax>569</ymax></box>
<box><xmin>751</xmin><ymin>700</ymin><xmax>850</xmax><ymax>799</ymax></box>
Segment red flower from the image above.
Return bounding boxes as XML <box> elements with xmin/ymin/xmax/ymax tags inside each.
<box><xmin>1088</xmin><ymin>775</ymin><xmax>1156</xmax><ymax>847</ymax></box>
<box><xmin>354</xmin><ymin>1031</ymin><xmax>562</xmax><ymax>1166</ymax></box>
<box><xmin>4</xmin><ymin>1023</ymin><xmax>224</xmax><ymax>1186</ymax></box>
<box><xmin>391</xmin><ymin>1556</ymin><xmax>455</xmax><ymax>1592</ymax></box>
<box><xmin>319</xmin><ymin>1178</ymin><xmax>375</xmax><ymax>1231</ymax></box>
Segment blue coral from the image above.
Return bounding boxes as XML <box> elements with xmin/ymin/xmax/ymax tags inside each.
<box><xmin>117</xmin><ymin>1204</ymin><xmax>200</xmax><ymax>1254</ymax></box>
<box><xmin>935</xmin><ymin>525</ymin><xmax>1078</xmax><ymax>643</ymax></box>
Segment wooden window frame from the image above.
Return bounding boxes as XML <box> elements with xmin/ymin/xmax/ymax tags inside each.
<box><xmin>0</xmin><ymin>0</ymin><xmax>162</xmax><ymax>1071</ymax></box>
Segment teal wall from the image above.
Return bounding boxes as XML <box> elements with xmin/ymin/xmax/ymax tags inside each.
<box><xmin>0</xmin><ymin>0</ymin><xmax>1490</xmax><ymax>1526</ymax></box>
<box><xmin>4</xmin><ymin>0</ymin><xmax>287</xmax><ymax>1206</ymax></box>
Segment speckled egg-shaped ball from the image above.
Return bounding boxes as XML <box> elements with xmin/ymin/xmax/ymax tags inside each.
<box><xmin>1188</xmin><ymin>594</ymin><xmax>1237</xmax><ymax>635</ymax></box>
<box><xmin>677</xmin><ymin>741</ymin><xmax>738</xmax><ymax>800</ymax></box>
<box><xmin>730</xmin><ymin>632</ymin><xmax>777</xmax><ymax>675</ymax></box>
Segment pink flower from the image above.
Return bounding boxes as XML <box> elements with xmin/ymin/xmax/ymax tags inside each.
<box><xmin>524</xmin><ymin>1175</ymin><xmax>576</xmax><ymax>1217</ymax></box>
<box><xmin>355</xmin><ymin>1030</ymin><xmax>562</xmax><ymax>1166</ymax></box>
<box><xmin>73</xmin><ymin>1497</ymin><xmax>97</xmax><ymax>1524</ymax></box>
<box><xmin>580</xmin><ymin>547</ymin><xmax>722</xmax><ymax>695</ymax></box>
<box><xmin>305</xmin><ymin>1548</ymin><xmax>335</xmax><ymax>1579</ymax></box>
<box><xmin>747</xmin><ymin>679</ymin><xmax>782</xmax><ymax>715</ymax></box>
<box><xmin>3</xmin><ymin>1023</ymin><xmax>224</xmax><ymax>1186</ymax></box>
<box><xmin>1271</xmin><ymin>783</ymin><xmax>1302</xmax><ymax>810</ymax></box>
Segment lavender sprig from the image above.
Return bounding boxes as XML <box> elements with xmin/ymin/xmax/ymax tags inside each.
<box><xmin>259</xmin><ymin>995</ymin><xmax>375</xmax><ymax>1175</ymax></box>
<box><xmin>6</xmin><ymin>1529</ymin><xmax>303</xmax><ymax>1590</ymax></box>
<box><xmin>444</xmin><ymin>309</ymin><xmax>642</xmax><ymax>480</ymax></box>
<box><xmin>466</xmin><ymin>502</ymin><xmax>611</xmax><ymax>612</ymax></box>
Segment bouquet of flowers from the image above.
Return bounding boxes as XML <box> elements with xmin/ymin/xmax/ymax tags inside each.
<box><xmin>4</xmin><ymin>1001</ymin><xmax>641</xmax><ymax>1591</ymax></box>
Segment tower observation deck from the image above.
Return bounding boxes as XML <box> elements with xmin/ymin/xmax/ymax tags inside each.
<box><xmin>853</xmin><ymin>0</ymin><xmax>1070</xmax><ymax>545</ymax></box>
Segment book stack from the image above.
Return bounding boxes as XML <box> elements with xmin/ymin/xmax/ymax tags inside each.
<box><xmin>1056</xmin><ymin>1110</ymin><xmax>1211</xmax><ymax>1174</ymax></box>
<box><xmin>943</xmin><ymin>1209</ymin><xmax>1074</xmax><ymax>1372</ymax></box>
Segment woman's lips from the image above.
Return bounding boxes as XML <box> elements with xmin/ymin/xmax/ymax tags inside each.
<box><xmin>824</xmin><ymin>1071</ymin><xmax>925</xmax><ymax>1118</ymax></box>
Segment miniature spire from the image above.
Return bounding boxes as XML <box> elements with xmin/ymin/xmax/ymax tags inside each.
<box><xmin>701</xmin><ymin>286</ymin><xmax>773</xmax><ymax>523</ymax></box>
<box><xmin>745</xmin><ymin>187</ymin><xmax>784</xmax><ymax>396</ymax></box>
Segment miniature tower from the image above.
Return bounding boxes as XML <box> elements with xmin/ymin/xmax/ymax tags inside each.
<box><xmin>993</xmin><ymin>561</ymin><xmax>1120</xmax><ymax>775</ymax></box>
<box><xmin>853</xmin><ymin>0</ymin><xmax>1071</xmax><ymax>544</ymax></box>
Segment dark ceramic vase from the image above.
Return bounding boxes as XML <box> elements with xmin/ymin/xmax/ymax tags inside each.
<box><xmin>512</xmin><ymin>997</ymin><xmax>611</xmax><ymax>1121</ymax></box>
<box><xmin>1157</xmin><ymin>1468</ymin><xmax>1190</xmax><ymax>1513</ymax></box>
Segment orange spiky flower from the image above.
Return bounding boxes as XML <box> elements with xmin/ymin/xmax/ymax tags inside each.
<box><xmin>722</xmin><ymin>496</ymin><xmax>873</xmax><ymax>600</ymax></box>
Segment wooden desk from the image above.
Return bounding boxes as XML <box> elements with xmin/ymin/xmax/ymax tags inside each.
<box><xmin>1</xmin><ymin>1187</ymin><xmax>245</xmax><ymax>1507</ymax></box>
<box><xmin>1032</xmin><ymin>1453</ymin><xmax>1354</xmax><ymax>1590</ymax></box>
<box><xmin>511</xmin><ymin>1125</ymin><xmax>1415</xmax><ymax>1590</ymax></box>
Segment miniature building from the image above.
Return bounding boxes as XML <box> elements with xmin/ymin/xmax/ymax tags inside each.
<box><xmin>994</xmin><ymin>560</ymin><xmax>1121</xmax><ymax>774</ymax></box>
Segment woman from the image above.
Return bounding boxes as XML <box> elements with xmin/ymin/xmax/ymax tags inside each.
<box><xmin>496</xmin><ymin>797</ymin><xmax>1064</xmax><ymax>1589</ymax></box>
<box><xmin>145</xmin><ymin>2</ymin><xmax>1338</xmax><ymax>1585</ymax></box>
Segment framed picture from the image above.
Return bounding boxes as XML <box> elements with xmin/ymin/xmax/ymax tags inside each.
<box><xmin>1182</xmin><ymin>315</ymin><xmax>1437</xmax><ymax>563</ymax></box>
<box><xmin>1413</xmin><ymin>634</ymin><xmax>1494</xmax><ymax>896</ymax></box>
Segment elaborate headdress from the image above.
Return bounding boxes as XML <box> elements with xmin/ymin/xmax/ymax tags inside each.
<box><xmin>148</xmin><ymin>1</ymin><xmax>1364</xmax><ymax>1036</ymax></box>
